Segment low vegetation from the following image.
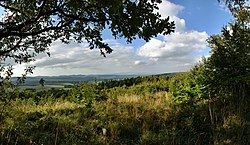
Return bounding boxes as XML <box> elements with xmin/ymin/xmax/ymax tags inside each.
<box><xmin>0</xmin><ymin>76</ymin><xmax>174</xmax><ymax>145</ymax></box>
<box><xmin>0</xmin><ymin>68</ymin><xmax>249</xmax><ymax>144</ymax></box>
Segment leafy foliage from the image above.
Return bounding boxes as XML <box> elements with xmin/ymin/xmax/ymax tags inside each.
<box><xmin>169</xmin><ymin>65</ymin><xmax>207</xmax><ymax>105</ymax></box>
<box><xmin>204</xmin><ymin>9</ymin><xmax>250</xmax><ymax>144</ymax></box>
<box><xmin>219</xmin><ymin>0</ymin><xmax>248</xmax><ymax>13</ymax></box>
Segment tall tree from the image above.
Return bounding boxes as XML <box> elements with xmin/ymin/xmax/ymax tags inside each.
<box><xmin>0</xmin><ymin>0</ymin><xmax>175</xmax><ymax>80</ymax></box>
<box><xmin>206</xmin><ymin>9</ymin><xmax>250</xmax><ymax>135</ymax></box>
<box><xmin>39</xmin><ymin>78</ymin><xmax>45</xmax><ymax>87</ymax></box>
<box><xmin>207</xmin><ymin>8</ymin><xmax>250</xmax><ymax>90</ymax></box>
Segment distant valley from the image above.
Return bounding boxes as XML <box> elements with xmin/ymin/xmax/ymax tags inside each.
<box><xmin>12</xmin><ymin>73</ymin><xmax>177</xmax><ymax>90</ymax></box>
<box><xmin>12</xmin><ymin>74</ymin><xmax>140</xmax><ymax>90</ymax></box>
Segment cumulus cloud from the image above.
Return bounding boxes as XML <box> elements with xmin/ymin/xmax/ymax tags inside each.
<box><xmin>137</xmin><ymin>0</ymin><xmax>209</xmax><ymax>71</ymax></box>
<box><xmin>156</xmin><ymin>0</ymin><xmax>185</xmax><ymax>32</ymax></box>
<box><xmin>134</xmin><ymin>60</ymin><xmax>144</xmax><ymax>65</ymax></box>
<box><xmin>138</xmin><ymin>31</ymin><xmax>208</xmax><ymax>59</ymax></box>
<box><xmin>22</xmin><ymin>40</ymin><xmax>141</xmax><ymax>75</ymax></box>
<box><xmin>157</xmin><ymin>0</ymin><xmax>184</xmax><ymax>17</ymax></box>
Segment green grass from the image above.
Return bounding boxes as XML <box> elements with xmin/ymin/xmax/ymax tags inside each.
<box><xmin>0</xmin><ymin>91</ymin><xmax>175</xmax><ymax>145</ymax></box>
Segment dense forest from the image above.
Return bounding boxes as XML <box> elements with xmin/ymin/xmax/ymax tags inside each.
<box><xmin>0</xmin><ymin>0</ymin><xmax>250</xmax><ymax>144</ymax></box>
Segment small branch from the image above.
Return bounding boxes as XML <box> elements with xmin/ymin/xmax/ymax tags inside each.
<box><xmin>0</xmin><ymin>2</ymin><xmax>29</xmax><ymax>19</ymax></box>
<box><xmin>57</xmin><ymin>8</ymin><xmax>110</xmax><ymax>23</ymax></box>
<box><xmin>0</xmin><ymin>37</ymin><xmax>22</xmax><ymax>57</ymax></box>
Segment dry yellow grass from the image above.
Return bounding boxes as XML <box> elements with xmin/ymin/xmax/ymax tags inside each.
<box><xmin>116</xmin><ymin>91</ymin><xmax>172</xmax><ymax>109</ymax></box>
<box><xmin>13</xmin><ymin>101</ymin><xmax>84</xmax><ymax>113</ymax></box>
<box><xmin>99</xmin><ymin>91</ymin><xmax>173</xmax><ymax>123</ymax></box>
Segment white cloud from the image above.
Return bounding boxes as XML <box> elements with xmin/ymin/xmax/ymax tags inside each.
<box><xmin>19</xmin><ymin>40</ymin><xmax>140</xmax><ymax>75</ymax></box>
<box><xmin>134</xmin><ymin>60</ymin><xmax>144</xmax><ymax>65</ymax></box>
<box><xmin>138</xmin><ymin>38</ymin><xmax>169</xmax><ymax>58</ymax></box>
<box><xmin>138</xmin><ymin>31</ymin><xmax>208</xmax><ymax>59</ymax></box>
<box><xmin>137</xmin><ymin>30</ymin><xmax>208</xmax><ymax>71</ymax></box>
<box><xmin>157</xmin><ymin>0</ymin><xmax>184</xmax><ymax>18</ymax></box>
<box><xmin>157</xmin><ymin>0</ymin><xmax>185</xmax><ymax>32</ymax></box>
<box><xmin>137</xmin><ymin>0</ymin><xmax>209</xmax><ymax>72</ymax></box>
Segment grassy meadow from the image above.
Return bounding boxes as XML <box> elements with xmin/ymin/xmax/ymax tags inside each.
<box><xmin>0</xmin><ymin>72</ymin><xmax>249</xmax><ymax>144</ymax></box>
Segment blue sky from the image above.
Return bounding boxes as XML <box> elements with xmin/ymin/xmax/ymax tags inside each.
<box><xmin>175</xmin><ymin>0</ymin><xmax>233</xmax><ymax>35</ymax></box>
<box><xmin>6</xmin><ymin>0</ymin><xmax>233</xmax><ymax>76</ymax></box>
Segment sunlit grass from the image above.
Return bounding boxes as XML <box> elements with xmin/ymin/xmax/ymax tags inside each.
<box><xmin>13</xmin><ymin>100</ymin><xmax>83</xmax><ymax>114</ymax></box>
<box><xmin>2</xmin><ymin>91</ymin><xmax>174</xmax><ymax>144</ymax></box>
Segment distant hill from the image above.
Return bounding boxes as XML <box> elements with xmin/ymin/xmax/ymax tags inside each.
<box><xmin>11</xmin><ymin>72</ymin><xmax>181</xmax><ymax>87</ymax></box>
<box><xmin>156</xmin><ymin>72</ymin><xmax>182</xmax><ymax>77</ymax></box>
<box><xmin>12</xmin><ymin>74</ymin><xmax>140</xmax><ymax>86</ymax></box>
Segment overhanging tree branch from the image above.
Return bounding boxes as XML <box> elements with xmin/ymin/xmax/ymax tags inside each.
<box><xmin>0</xmin><ymin>0</ymin><xmax>175</xmax><ymax>79</ymax></box>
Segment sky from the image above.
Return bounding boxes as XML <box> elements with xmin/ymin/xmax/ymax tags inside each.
<box><xmin>7</xmin><ymin>0</ymin><xmax>233</xmax><ymax>76</ymax></box>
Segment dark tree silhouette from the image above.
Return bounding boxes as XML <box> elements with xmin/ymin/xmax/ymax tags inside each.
<box><xmin>39</xmin><ymin>78</ymin><xmax>45</xmax><ymax>87</ymax></box>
